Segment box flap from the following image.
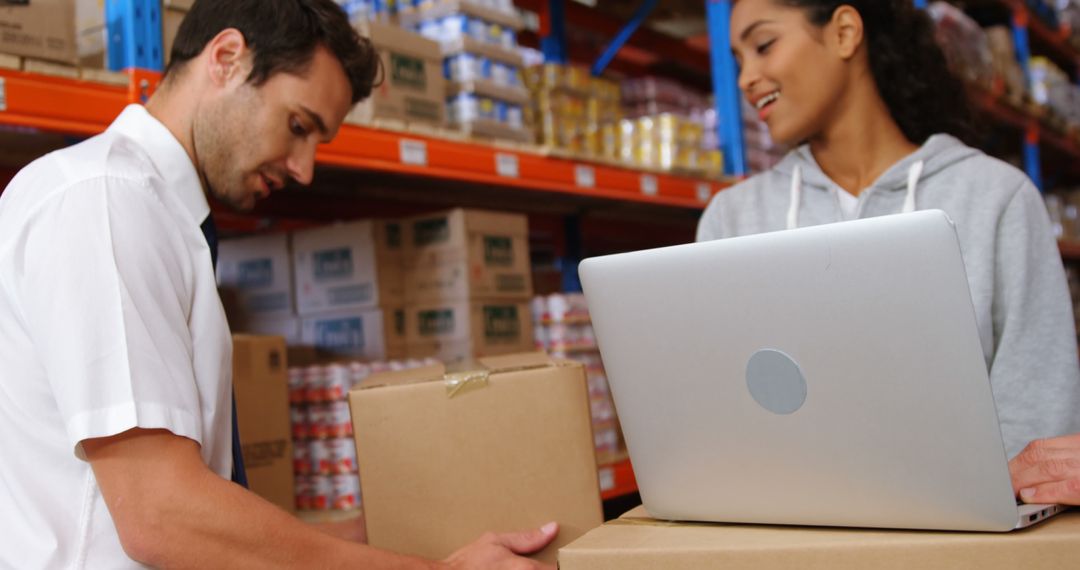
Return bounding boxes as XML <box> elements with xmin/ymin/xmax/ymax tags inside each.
<box><xmin>355</xmin><ymin>363</ymin><xmax>447</xmax><ymax>390</ymax></box>
<box><xmin>478</xmin><ymin>351</ymin><xmax>554</xmax><ymax>371</ymax></box>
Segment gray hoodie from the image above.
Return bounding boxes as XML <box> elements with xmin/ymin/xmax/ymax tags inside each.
<box><xmin>697</xmin><ymin>134</ymin><xmax>1080</xmax><ymax>458</ymax></box>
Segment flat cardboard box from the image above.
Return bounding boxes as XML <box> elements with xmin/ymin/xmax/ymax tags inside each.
<box><xmin>349</xmin><ymin>352</ymin><xmax>603</xmax><ymax>564</ymax></box>
<box><xmin>0</xmin><ymin>0</ymin><xmax>75</xmax><ymax>63</ymax></box>
<box><xmin>348</xmin><ymin>21</ymin><xmax>444</xmax><ymax>127</ymax></box>
<box><xmin>162</xmin><ymin>7</ymin><xmax>187</xmax><ymax>64</ymax></box>
<box><xmin>300</xmin><ymin>307</ymin><xmax>406</xmax><ymax>361</ymax></box>
<box><xmin>559</xmin><ymin>506</ymin><xmax>1080</xmax><ymax>569</ymax></box>
<box><xmin>232</xmin><ymin>335</ymin><xmax>295</xmax><ymax>513</ymax></box>
<box><xmin>234</xmin><ymin>315</ymin><xmax>302</xmax><ymax>346</ymax></box>
<box><xmin>292</xmin><ymin>219</ymin><xmax>405</xmax><ymax>315</ymax></box>
<box><xmin>218</xmin><ymin>232</ymin><xmax>295</xmax><ymax>319</ymax></box>
<box><xmin>404</xmin><ymin>208</ymin><xmax>532</xmax><ymax>302</ymax></box>
<box><xmin>404</xmin><ymin>299</ymin><xmax>533</xmax><ymax>362</ymax></box>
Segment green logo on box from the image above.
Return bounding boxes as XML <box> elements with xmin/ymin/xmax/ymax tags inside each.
<box><xmin>483</xmin><ymin>306</ymin><xmax>520</xmax><ymax>341</ymax></box>
<box><xmin>414</xmin><ymin>217</ymin><xmax>450</xmax><ymax>247</ymax></box>
<box><xmin>384</xmin><ymin>222</ymin><xmax>402</xmax><ymax>249</ymax></box>
<box><xmin>391</xmin><ymin>53</ymin><xmax>426</xmax><ymax>90</ymax></box>
<box><xmin>313</xmin><ymin>248</ymin><xmax>353</xmax><ymax>280</ymax></box>
<box><xmin>418</xmin><ymin>309</ymin><xmax>455</xmax><ymax>336</ymax></box>
<box><xmin>237</xmin><ymin>258</ymin><xmax>273</xmax><ymax>288</ymax></box>
<box><xmin>484</xmin><ymin>236</ymin><xmax>513</xmax><ymax>266</ymax></box>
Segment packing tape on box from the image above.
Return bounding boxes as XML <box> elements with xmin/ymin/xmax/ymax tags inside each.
<box><xmin>443</xmin><ymin>370</ymin><xmax>490</xmax><ymax>398</ymax></box>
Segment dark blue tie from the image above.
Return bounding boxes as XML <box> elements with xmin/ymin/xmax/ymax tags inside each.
<box><xmin>200</xmin><ymin>215</ymin><xmax>248</xmax><ymax>488</ymax></box>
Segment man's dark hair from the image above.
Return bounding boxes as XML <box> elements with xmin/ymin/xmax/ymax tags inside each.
<box><xmin>164</xmin><ymin>0</ymin><xmax>380</xmax><ymax>104</ymax></box>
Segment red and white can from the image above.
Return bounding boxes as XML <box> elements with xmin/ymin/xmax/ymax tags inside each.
<box><xmin>303</xmin><ymin>365</ymin><xmax>327</xmax><ymax>403</ymax></box>
<box><xmin>307</xmin><ymin>403</ymin><xmax>330</xmax><ymax>439</ymax></box>
<box><xmin>293</xmin><ymin>441</ymin><xmax>311</xmax><ymax>475</ymax></box>
<box><xmin>309</xmin><ymin>439</ymin><xmax>332</xmax><ymax>475</ymax></box>
<box><xmin>294</xmin><ymin>475</ymin><xmax>313</xmax><ymax>511</ymax></box>
<box><xmin>288</xmin><ymin>367</ymin><xmax>306</xmax><ymax>404</ymax></box>
<box><xmin>331</xmin><ymin>473</ymin><xmax>361</xmax><ymax>511</ymax></box>
<box><xmin>290</xmin><ymin>405</ymin><xmax>308</xmax><ymax>441</ymax></box>
<box><xmin>324</xmin><ymin>364</ymin><xmax>350</xmax><ymax>401</ymax></box>
<box><xmin>326</xmin><ymin>438</ymin><xmax>358</xmax><ymax>475</ymax></box>
<box><xmin>310</xmin><ymin>475</ymin><xmax>333</xmax><ymax>511</ymax></box>
<box><xmin>326</xmin><ymin>401</ymin><xmax>353</xmax><ymax>438</ymax></box>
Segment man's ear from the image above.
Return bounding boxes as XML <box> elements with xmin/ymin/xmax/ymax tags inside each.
<box><xmin>203</xmin><ymin>28</ymin><xmax>249</xmax><ymax>87</ymax></box>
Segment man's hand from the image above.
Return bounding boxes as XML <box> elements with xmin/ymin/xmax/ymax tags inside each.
<box><xmin>1009</xmin><ymin>433</ymin><xmax>1080</xmax><ymax>505</ymax></box>
<box><xmin>443</xmin><ymin>522</ymin><xmax>559</xmax><ymax>570</ymax></box>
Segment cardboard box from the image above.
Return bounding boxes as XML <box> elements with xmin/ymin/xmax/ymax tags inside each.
<box><xmin>232</xmin><ymin>335</ymin><xmax>295</xmax><ymax>513</ymax></box>
<box><xmin>347</xmin><ymin>21</ymin><xmax>445</xmax><ymax>127</ymax></box>
<box><xmin>349</xmin><ymin>352</ymin><xmax>603</xmax><ymax>564</ymax></box>
<box><xmin>163</xmin><ymin>0</ymin><xmax>194</xmax><ymax>9</ymax></box>
<box><xmin>75</xmin><ymin>0</ymin><xmax>104</xmax><ymax>68</ymax></box>
<box><xmin>218</xmin><ymin>233</ymin><xmax>295</xmax><ymax>319</ymax></box>
<box><xmin>236</xmin><ymin>315</ymin><xmax>302</xmax><ymax>346</ymax></box>
<box><xmin>405</xmin><ymin>299</ymin><xmax>533</xmax><ymax>362</ymax></box>
<box><xmin>558</xmin><ymin>506</ymin><xmax>1080</xmax><ymax>569</ymax></box>
<box><xmin>292</xmin><ymin>219</ymin><xmax>405</xmax><ymax>315</ymax></box>
<box><xmin>0</xmin><ymin>0</ymin><xmax>76</xmax><ymax>63</ymax></box>
<box><xmin>404</xmin><ymin>208</ymin><xmax>532</xmax><ymax>302</ymax></box>
<box><xmin>300</xmin><ymin>307</ymin><xmax>406</xmax><ymax>360</ymax></box>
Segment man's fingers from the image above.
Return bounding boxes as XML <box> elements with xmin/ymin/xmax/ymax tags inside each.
<box><xmin>493</xmin><ymin>522</ymin><xmax>559</xmax><ymax>555</ymax></box>
<box><xmin>1011</xmin><ymin>444</ymin><xmax>1080</xmax><ymax>490</ymax></box>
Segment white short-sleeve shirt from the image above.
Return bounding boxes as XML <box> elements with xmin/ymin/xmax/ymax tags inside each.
<box><xmin>0</xmin><ymin>105</ymin><xmax>232</xmax><ymax>568</ymax></box>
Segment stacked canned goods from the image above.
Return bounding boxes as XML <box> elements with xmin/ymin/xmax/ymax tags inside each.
<box><xmin>290</xmin><ymin>358</ymin><xmax>439</xmax><ymax>511</ymax></box>
<box><xmin>526</xmin><ymin>63</ymin><xmax>622</xmax><ymax>160</ymax></box>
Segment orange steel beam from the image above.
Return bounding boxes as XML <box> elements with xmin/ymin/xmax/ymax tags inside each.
<box><xmin>0</xmin><ymin>69</ymin><xmax>128</xmax><ymax>135</ymax></box>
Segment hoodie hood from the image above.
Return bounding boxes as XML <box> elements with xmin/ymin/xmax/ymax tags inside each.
<box><xmin>776</xmin><ymin>134</ymin><xmax>982</xmax><ymax>229</ymax></box>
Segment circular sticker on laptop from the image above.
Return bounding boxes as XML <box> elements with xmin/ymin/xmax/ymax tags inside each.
<box><xmin>745</xmin><ymin>349</ymin><xmax>808</xmax><ymax>415</ymax></box>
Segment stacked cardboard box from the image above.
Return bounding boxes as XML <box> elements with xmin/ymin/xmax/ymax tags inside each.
<box><xmin>401</xmin><ymin>208</ymin><xmax>535</xmax><ymax>363</ymax></box>
<box><xmin>346</xmin><ymin>20</ymin><xmax>447</xmax><ymax>129</ymax></box>
<box><xmin>292</xmin><ymin>219</ymin><xmax>408</xmax><ymax>360</ymax></box>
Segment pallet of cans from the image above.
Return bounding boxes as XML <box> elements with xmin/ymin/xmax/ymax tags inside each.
<box><xmin>289</xmin><ymin>357</ymin><xmax>439</xmax><ymax>512</ymax></box>
<box><xmin>526</xmin><ymin>63</ymin><xmax>622</xmax><ymax>160</ymax></box>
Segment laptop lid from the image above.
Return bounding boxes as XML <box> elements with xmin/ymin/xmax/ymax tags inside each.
<box><xmin>579</xmin><ymin>210</ymin><xmax>1021</xmax><ymax>531</ymax></box>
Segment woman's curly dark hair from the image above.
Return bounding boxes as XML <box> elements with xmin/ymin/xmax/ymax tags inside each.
<box><xmin>781</xmin><ymin>0</ymin><xmax>976</xmax><ymax>145</ymax></box>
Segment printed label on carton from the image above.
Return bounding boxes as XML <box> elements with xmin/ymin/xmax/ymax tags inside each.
<box><xmin>417</xmin><ymin>309</ymin><xmax>455</xmax><ymax>337</ymax></box>
<box><xmin>483</xmin><ymin>236</ymin><xmax>513</xmax><ymax>266</ymax></box>
<box><xmin>313</xmin><ymin>248</ymin><xmax>354</xmax><ymax>280</ymax></box>
<box><xmin>384</xmin><ymin>222</ymin><xmax>403</xmax><ymax>249</ymax></box>
<box><xmin>483</xmin><ymin>305</ymin><xmax>521</xmax><ymax>342</ymax></box>
<box><xmin>328</xmin><ymin>284</ymin><xmax>374</xmax><ymax>306</ymax></box>
<box><xmin>238</xmin><ymin>258</ymin><xmax>274</xmax><ymax>288</ymax></box>
<box><xmin>391</xmin><ymin>53</ymin><xmax>426</xmax><ymax>89</ymax></box>
<box><xmin>413</xmin><ymin>217</ymin><xmax>450</xmax><ymax>247</ymax></box>
<box><xmin>314</xmin><ymin>317</ymin><xmax>366</xmax><ymax>351</ymax></box>
<box><xmin>495</xmin><ymin>273</ymin><xmax>527</xmax><ymax>294</ymax></box>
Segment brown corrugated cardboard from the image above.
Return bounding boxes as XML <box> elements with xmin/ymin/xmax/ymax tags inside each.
<box><xmin>559</xmin><ymin>506</ymin><xmax>1080</xmax><ymax>569</ymax></box>
<box><xmin>233</xmin><ymin>335</ymin><xmax>295</xmax><ymax>513</ymax></box>
<box><xmin>293</xmin><ymin>219</ymin><xmax>404</xmax><ymax>315</ymax></box>
<box><xmin>75</xmin><ymin>0</ymin><xmax>104</xmax><ymax>68</ymax></box>
<box><xmin>405</xmin><ymin>299</ymin><xmax>533</xmax><ymax>362</ymax></box>
<box><xmin>404</xmin><ymin>208</ymin><xmax>532</xmax><ymax>302</ymax></box>
<box><xmin>163</xmin><ymin>0</ymin><xmax>194</xmax><ymax>9</ymax></box>
<box><xmin>349</xmin><ymin>353</ymin><xmax>603</xmax><ymax>564</ymax></box>
<box><xmin>0</xmin><ymin>0</ymin><xmax>76</xmax><ymax>63</ymax></box>
<box><xmin>347</xmin><ymin>21</ymin><xmax>444</xmax><ymax>127</ymax></box>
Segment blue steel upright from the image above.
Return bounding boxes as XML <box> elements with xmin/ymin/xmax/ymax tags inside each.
<box><xmin>106</xmin><ymin>0</ymin><xmax>164</xmax><ymax>72</ymax></box>
<box><xmin>707</xmin><ymin>0</ymin><xmax>747</xmax><ymax>177</ymax></box>
<box><xmin>1011</xmin><ymin>8</ymin><xmax>1044</xmax><ymax>191</ymax></box>
<box><xmin>591</xmin><ymin>0</ymin><xmax>660</xmax><ymax>76</ymax></box>
<box><xmin>541</xmin><ymin>0</ymin><xmax>568</xmax><ymax>64</ymax></box>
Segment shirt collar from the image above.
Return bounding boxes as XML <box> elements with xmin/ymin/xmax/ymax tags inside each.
<box><xmin>106</xmin><ymin>104</ymin><xmax>210</xmax><ymax>226</ymax></box>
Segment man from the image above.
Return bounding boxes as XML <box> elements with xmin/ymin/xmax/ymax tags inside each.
<box><xmin>0</xmin><ymin>1</ymin><xmax>557</xmax><ymax>567</ymax></box>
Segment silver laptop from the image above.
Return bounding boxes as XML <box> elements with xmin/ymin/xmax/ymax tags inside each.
<box><xmin>579</xmin><ymin>210</ymin><xmax>1065</xmax><ymax>531</ymax></box>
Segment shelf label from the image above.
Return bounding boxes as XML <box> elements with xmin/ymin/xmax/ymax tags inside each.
<box><xmin>598</xmin><ymin>467</ymin><xmax>615</xmax><ymax>492</ymax></box>
<box><xmin>0</xmin><ymin>77</ymin><xmax>6</xmax><ymax>112</ymax></box>
<box><xmin>574</xmin><ymin>165</ymin><xmax>595</xmax><ymax>188</ymax></box>
<box><xmin>495</xmin><ymin>153</ymin><xmax>519</xmax><ymax>178</ymax></box>
<box><xmin>399</xmin><ymin>139</ymin><xmax>427</xmax><ymax>167</ymax></box>
<box><xmin>696</xmin><ymin>183</ymin><xmax>712</xmax><ymax>203</ymax></box>
<box><xmin>640</xmin><ymin>174</ymin><xmax>658</xmax><ymax>196</ymax></box>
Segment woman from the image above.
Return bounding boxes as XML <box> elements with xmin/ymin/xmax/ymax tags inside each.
<box><xmin>698</xmin><ymin>0</ymin><xmax>1080</xmax><ymax>503</ymax></box>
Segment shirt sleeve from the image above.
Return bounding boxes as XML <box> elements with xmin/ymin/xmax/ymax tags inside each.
<box><xmin>989</xmin><ymin>181</ymin><xmax>1080</xmax><ymax>458</ymax></box>
<box><xmin>18</xmin><ymin>174</ymin><xmax>205</xmax><ymax>458</ymax></box>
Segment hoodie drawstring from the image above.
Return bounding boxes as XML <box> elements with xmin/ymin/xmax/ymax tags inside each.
<box><xmin>785</xmin><ymin>160</ymin><xmax>925</xmax><ymax>230</ymax></box>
